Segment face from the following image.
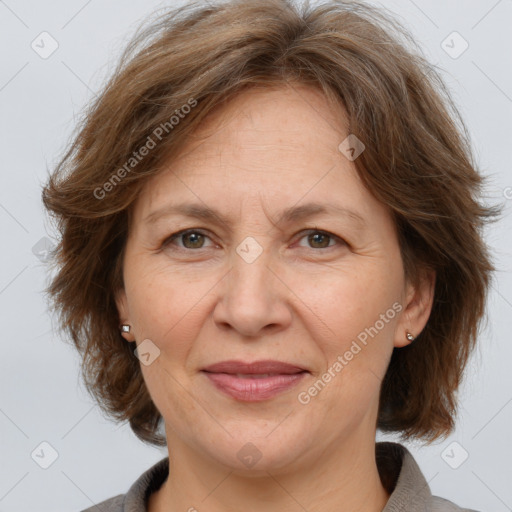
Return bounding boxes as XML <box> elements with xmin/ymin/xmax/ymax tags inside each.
<box><xmin>117</xmin><ymin>83</ymin><xmax>434</xmax><ymax>474</ymax></box>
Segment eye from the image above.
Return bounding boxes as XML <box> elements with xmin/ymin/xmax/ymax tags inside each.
<box><xmin>161</xmin><ymin>228</ymin><xmax>346</xmax><ymax>252</ymax></box>
<box><xmin>162</xmin><ymin>229</ymin><xmax>214</xmax><ymax>250</ymax></box>
<box><xmin>295</xmin><ymin>229</ymin><xmax>345</xmax><ymax>250</ymax></box>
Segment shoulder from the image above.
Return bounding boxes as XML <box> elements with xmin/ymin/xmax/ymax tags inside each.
<box><xmin>79</xmin><ymin>456</ymin><xmax>169</xmax><ymax>512</ymax></box>
<box><xmin>431</xmin><ymin>496</ymin><xmax>481</xmax><ymax>512</ymax></box>
<box><xmin>376</xmin><ymin>442</ymin><xmax>481</xmax><ymax>512</ymax></box>
<box><xmin>81</xmin><ymin>493</ymin><xmax>125</xmax><ymax>512</ymax></box>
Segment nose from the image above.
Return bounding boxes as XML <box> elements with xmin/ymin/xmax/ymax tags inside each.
<box><xmin>212</xmin><ymin>244</ymin><xmax>292</xmax><ymax>338</ymax></box>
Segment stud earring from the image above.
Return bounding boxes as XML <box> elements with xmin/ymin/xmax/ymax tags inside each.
<box><xmin>120</xmin><ymin>324</ymin><xmax>131</xmax><ymax>333</ymax></box>
<box><xmin>406</xmin><ymin>331</ymin><xmax>415</xmax><ymax>342</ymax></box>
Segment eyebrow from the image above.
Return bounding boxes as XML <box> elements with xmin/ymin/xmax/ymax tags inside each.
<box><xmin>143</xmin><ymin>201</ymin><xmax>366</xmax><ymax>229</ymax></box>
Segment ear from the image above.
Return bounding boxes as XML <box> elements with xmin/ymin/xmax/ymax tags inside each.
<box><xmin>115</xmin><ymin>288</ymin><xmax>135</xmax><ymax>343</ymax></box>
<box><xmin>394</xmin><ymin>268</ymin><xmax>436</xmax><ymax>348</ymax></box>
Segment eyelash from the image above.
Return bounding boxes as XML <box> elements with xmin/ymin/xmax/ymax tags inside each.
<box><xmin>161</xmin><ymin>228</ymin><xmax>346</xmax><ymax>252</ymax></box>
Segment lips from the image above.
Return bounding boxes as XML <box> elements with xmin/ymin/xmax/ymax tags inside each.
<box><xmin>201</xmin><ymin>360</ymin><xmax>309</xmax><ymax>401</ymax></box>
<box><xmin>202</xmin><ymin>359</ymin><xmax>307</xmax><ymax>375</ymax></box>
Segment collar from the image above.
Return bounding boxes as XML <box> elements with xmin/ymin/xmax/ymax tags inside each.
<box><xmin>122</xmin><ymin>441</ymin><xmax>433</xmax><ymax>511</ymax></box>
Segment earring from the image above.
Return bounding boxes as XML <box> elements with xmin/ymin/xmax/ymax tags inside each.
<box><xmin>406</xmin><ymin>331</ymin><xmax>415</xmax><ymax>342</ymax></box>
<box><xmin>120</xmin><ymin>324</ymin><xmax>131</xmax><ymax>333</ymax></box>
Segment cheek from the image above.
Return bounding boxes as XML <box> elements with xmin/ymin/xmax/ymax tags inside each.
<box><xmin>289</xmin><ymin>259</ymin><xmax>403</xmax><ymax>345</ymax></box>
<box><xmin>124</xmin><ymin>261</ymin><xmax>216</xmax><ymax>356</ymax></box>
<box><xmin>298</xmin><ymin>269</ymin><xmax>402</xmax><ymax>418</ymax></box>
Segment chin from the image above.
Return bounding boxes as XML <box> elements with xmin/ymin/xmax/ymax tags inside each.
<box><xmin>201</xmin><ymin>424</ymin><xmax>312</xmax><ymax>474</ymax></box>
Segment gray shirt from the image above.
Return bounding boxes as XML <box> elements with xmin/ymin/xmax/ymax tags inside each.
<box><xmin>82</xmin><ymin>441</ymin><xmax>479</xmax><ymax>511</ymax></box>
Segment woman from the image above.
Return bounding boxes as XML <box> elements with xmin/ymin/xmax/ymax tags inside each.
<box><xmin>42</xmin><ymin>0</ymin><xmax>500</xmax><ymax>511</ymax></box>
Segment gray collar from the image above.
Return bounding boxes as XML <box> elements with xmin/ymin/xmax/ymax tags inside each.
<box><xmin>113</xmin><ymin>441</ymin><xmax>472</xmax><ymax>512</ymax></box>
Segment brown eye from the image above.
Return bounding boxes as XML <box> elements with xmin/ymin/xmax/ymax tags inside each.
<box><xmin>181</xmin><ymin>232</ymin><xmax>206</xmax><ymax>249</ymax></box>
<box><xmin>163</xmin><ymin>229</ymin><xmax>213</xmax><ymax>250</ymax></box>
<box><xmin>307</xmin><ymin>232</ymin><xmax>332</xmax><ymax>249</ymax></box>
<box><xmin>297</xmin><ymin>230</ymin><xmax>343</xmax><ymax>250</ymax></box>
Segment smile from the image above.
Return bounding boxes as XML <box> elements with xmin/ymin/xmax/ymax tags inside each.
<box><xmin>202</xmin><ymin>371</ymin><xmax>308</xmax><ymax>401</ymax></box>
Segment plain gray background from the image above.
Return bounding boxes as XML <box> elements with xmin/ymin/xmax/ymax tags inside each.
<box><xmin>1</xmin><ymin>0</ymin><xmax>511</xmax><ymax>511</ymax></box>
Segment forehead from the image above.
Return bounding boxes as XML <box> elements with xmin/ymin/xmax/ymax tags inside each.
<box><xmin>132</xmin><ymin>83</ymin><xmax>388</xmax><ymax>227</ymax></box>
<box><xmin>184</xmin><ymin>82</ymin><xmax>350</xmax><ymax>157</ymax></box>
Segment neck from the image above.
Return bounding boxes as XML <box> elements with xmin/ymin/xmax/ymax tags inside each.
<box><xmin>149</xmin><ymin>432</ymin><xmax>390</xmax><ymax>512</ymax></box>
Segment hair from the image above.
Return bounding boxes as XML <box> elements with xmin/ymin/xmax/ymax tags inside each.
<box><xmin>42</xmin><ymin>0</ymin><xmax>501</xmax><ymax>447</ymax></box>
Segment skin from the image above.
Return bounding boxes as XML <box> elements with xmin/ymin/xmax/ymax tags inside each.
<box><xmin>116</xmin><ymin>83</ymin><xmax>435</xmax><ymax>512</ymax></box>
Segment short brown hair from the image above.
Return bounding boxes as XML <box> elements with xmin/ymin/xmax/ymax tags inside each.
<box><xmin>42</xmin><ymin>0</ymin><xmax>501</xmax><ymax>447</ymax></box>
